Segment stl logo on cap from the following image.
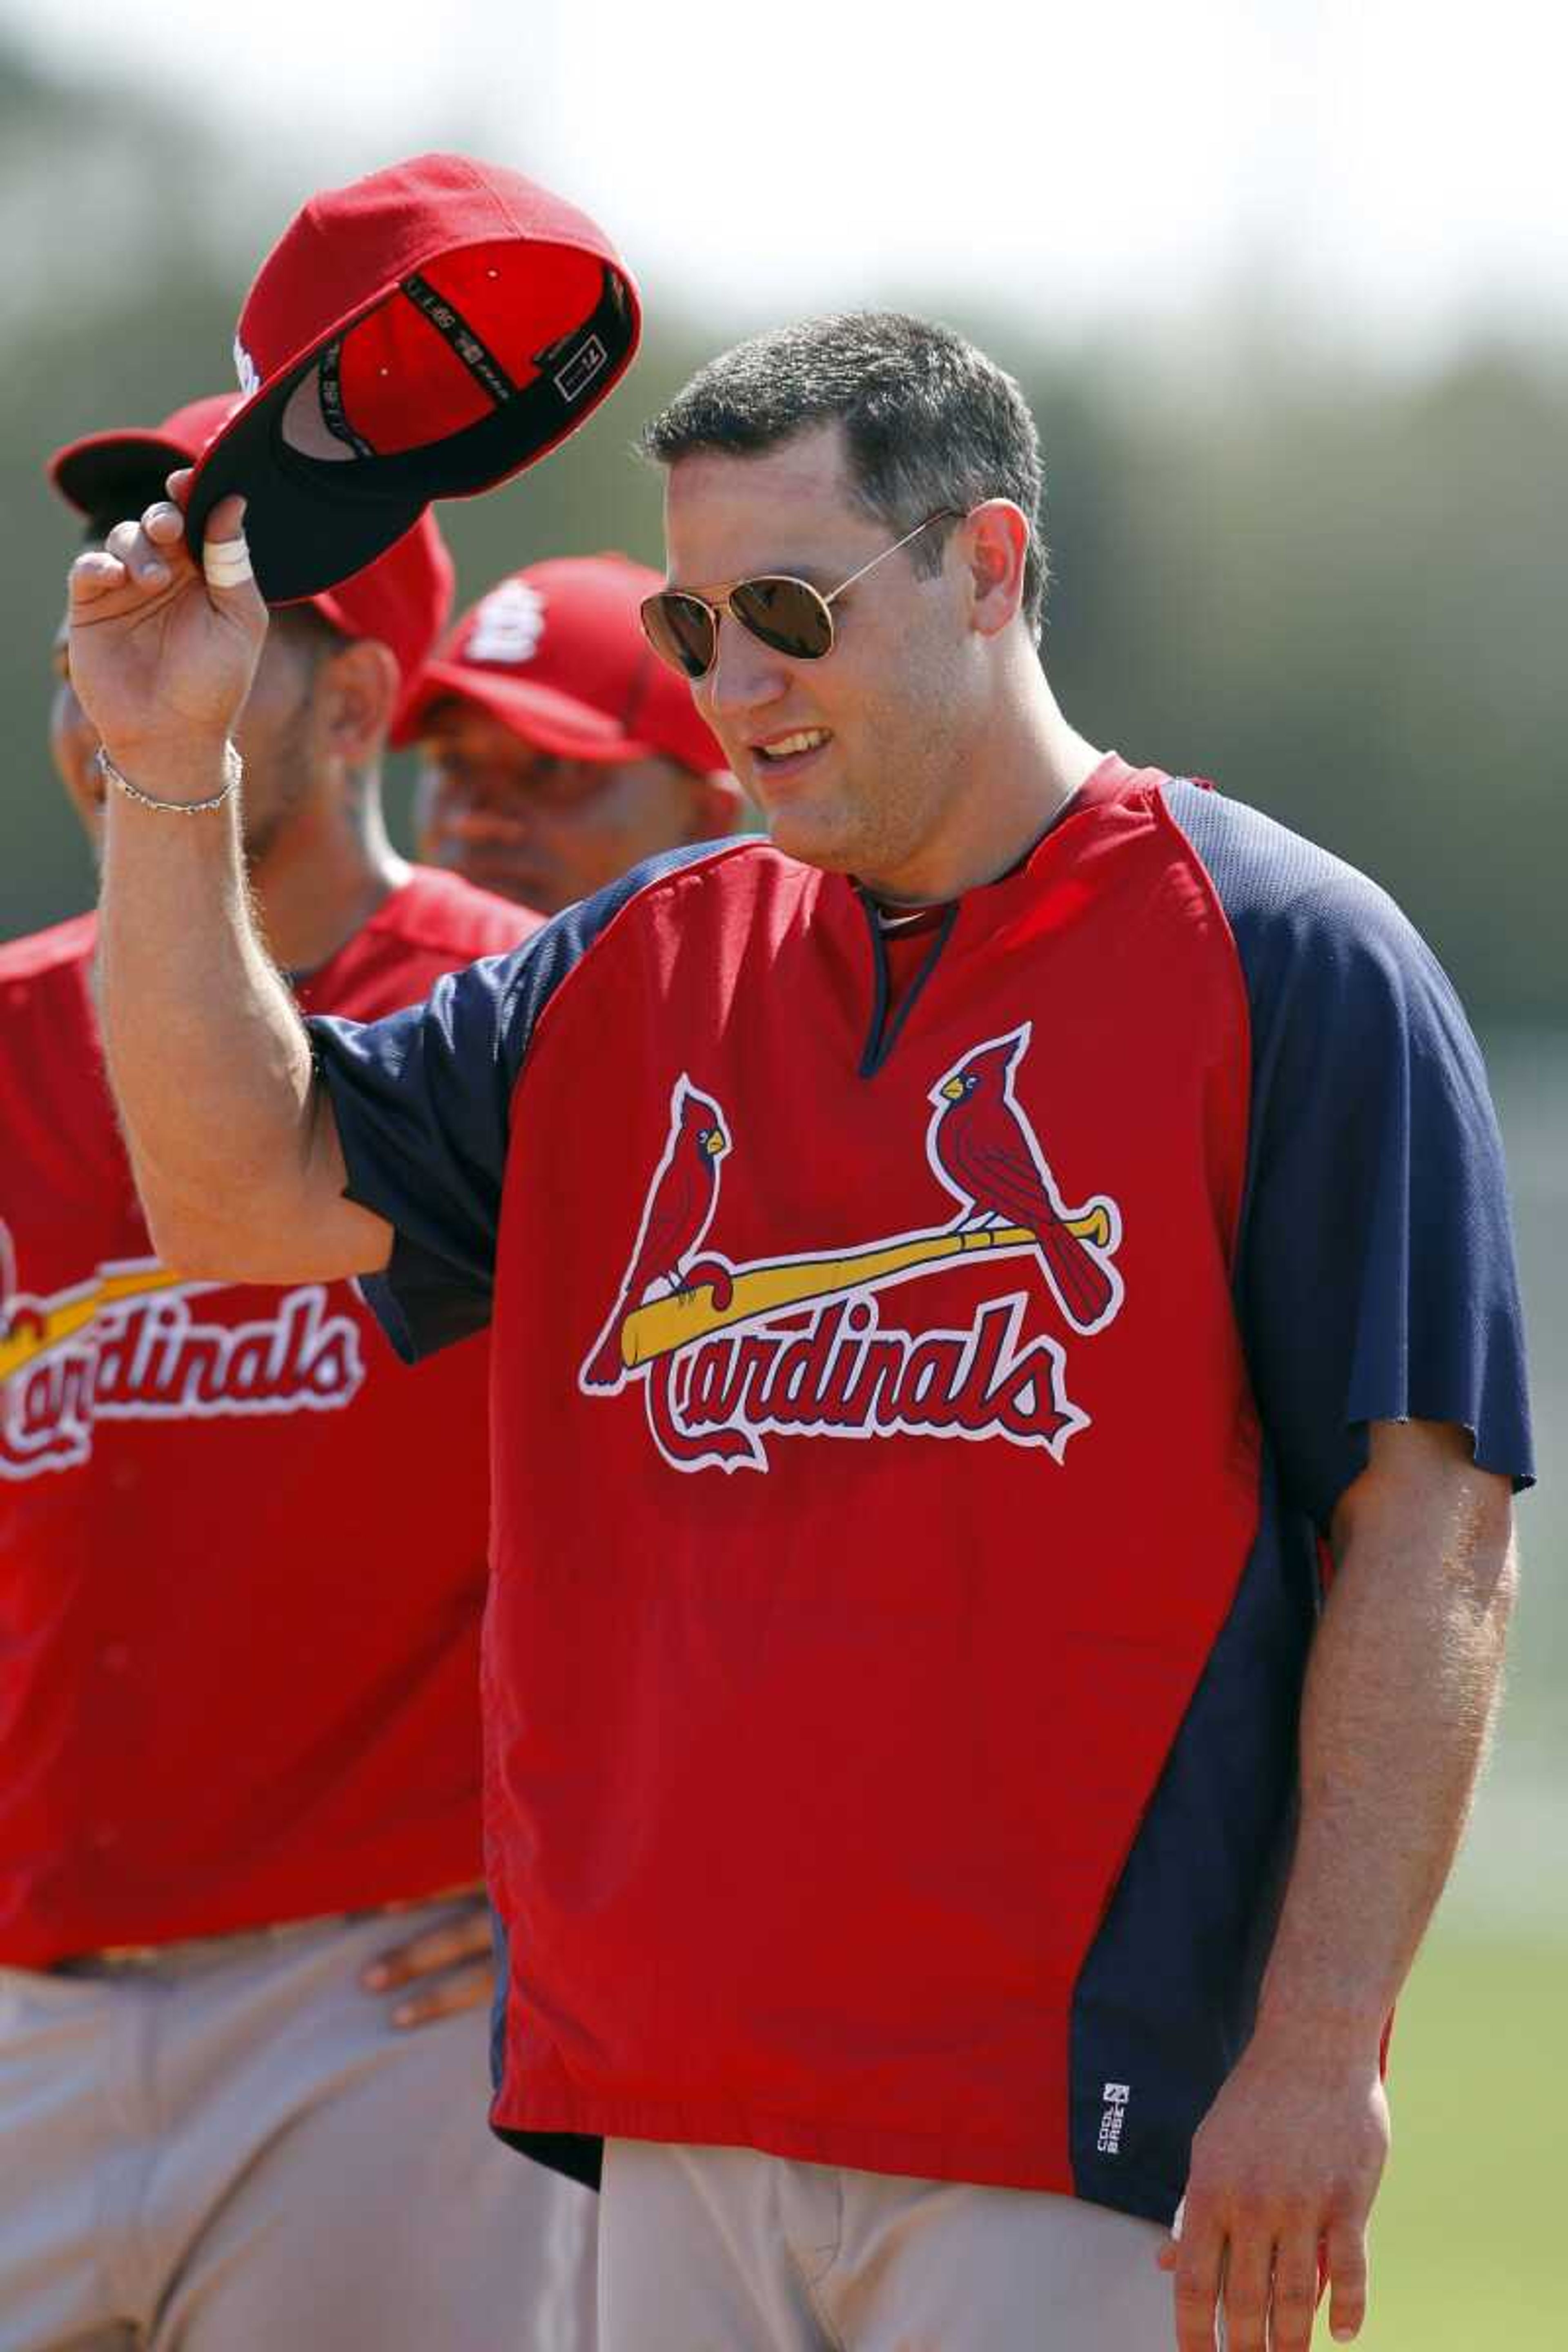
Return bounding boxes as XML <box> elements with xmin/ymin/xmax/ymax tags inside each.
<box><xmin>467</xmin><ymin>578</ymin><xmax>546</xmax><ymax>668</ymax></box>
<box><xmin>233</xmin><ymin>338</ymin><xmax>261</xmax><ymax>401</ymax></box>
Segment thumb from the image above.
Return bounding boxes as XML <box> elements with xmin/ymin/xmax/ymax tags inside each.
<box><xmin>199</xmin><ymin>495</ymin><xmax>264</xmax><ymax>615</ymax></box>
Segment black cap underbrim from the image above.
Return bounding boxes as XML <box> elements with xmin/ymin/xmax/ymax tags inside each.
<box><xmin>186</xmin><ymin>263</ymin><xmax>638</xmax><ymax>604</ymax></box>
<box><xmin>184</xmin><ymin>361</ymin><xmax>426</xmax><ymax>605</ymax></box>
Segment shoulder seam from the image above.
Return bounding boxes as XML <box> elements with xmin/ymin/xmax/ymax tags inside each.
<box><xmin>1159</xmin><ymin>777</ymin><xmax>1403</xmax><ymax>930</ymax></box>
<box><xmin>1149</xmin><ymin>784</ymin><xmax>1254</xmax><ymax>1267</ymax></box>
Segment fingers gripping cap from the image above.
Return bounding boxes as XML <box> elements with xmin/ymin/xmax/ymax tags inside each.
<box><xmin>185</xmin><ymin>152</ymin><xmax>641</xmax><ymax>602</ymax></box>
<box><xmin>48</xmin><ymin>392</ymin><xmax>454</xmax><ymax>690</ymax></box>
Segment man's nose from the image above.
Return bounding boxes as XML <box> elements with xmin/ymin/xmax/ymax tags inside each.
<box><xmin>702</xmin><ymin>610</ymin><xmax>791</xmax><ymax>722</ymax></box>
<box><xmin>419</xmin><ymin>767</ymin><xmax>537</xmax><ymax>842</ymax></box>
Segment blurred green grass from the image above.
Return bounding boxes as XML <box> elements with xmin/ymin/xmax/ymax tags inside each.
<box><xmin>1357</xmin><ymin>1927</ymin><xmax>1562</xmax><ymax>2349</ymax></box>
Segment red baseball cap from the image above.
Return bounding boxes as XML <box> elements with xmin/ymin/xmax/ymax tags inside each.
<box><xmin>184</xmin><ymin>152</ymin><xmax>640</xmax><ymax>604</ymax></box>
<box><xmin>394</xmin><ymin>555</ymin><xmax>729</xmax><ymax>778</ymax></box>
<box><xmin>49</xmin><ymin>393</ymin><xmax>454</xmax><ymax>690</ymax></box>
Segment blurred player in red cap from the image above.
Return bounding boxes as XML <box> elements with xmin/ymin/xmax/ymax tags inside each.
<box><xmin>0</xmin><ymin>397</ymin><xmax>596</xmax><ymax>2351</ymax></box>
<box><xmin>401</xmin><ymin>555</ymin><xmax>741</xmax><ymax>915</ymax></box>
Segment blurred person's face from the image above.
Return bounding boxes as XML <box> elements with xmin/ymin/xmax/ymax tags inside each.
<box><xmin>50</xmin><ymin>607</ymin><xmax>333</xmax><ymax>871</ymax></box>
<box><xmin>661</xmin><ymin>422</ymin><xmax>976</xmax><ymax>895</ymax></box>
<box><xmin>414</xmin><ymin>700</ymin><xmax>732</xmax><ymax>915</ymax></box>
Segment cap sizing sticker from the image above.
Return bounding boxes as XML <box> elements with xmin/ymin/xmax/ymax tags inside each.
<box><xmin>555</xmin><ymin>335</ymin><xmax>609</xmax><ymax>403</ymax></box>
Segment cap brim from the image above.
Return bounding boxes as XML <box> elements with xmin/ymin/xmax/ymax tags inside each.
<box><xmin>393</xmin><ymin>660</ymin><xmax>653</xmax><ymax>760</ymax></box>
<box><xmin>51</xmin><ymin>431</ymin><xmax>189</xmax><ymax>521</ymax></box>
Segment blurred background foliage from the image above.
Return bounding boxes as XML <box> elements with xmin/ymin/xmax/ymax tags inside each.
<box><xmin>4</xmin><ymin>33</ymin><xmax>1565</xmax><ymax>1026</ymax></box>
<box><xmin>0</xmin><ymin>29</ymin><xmax>1561</xmax><ymax>2342</ymax></box>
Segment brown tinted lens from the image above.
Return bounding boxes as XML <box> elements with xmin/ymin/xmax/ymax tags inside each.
<box><xmin>729</xmin><ymin>576</ymin><xmax>834</xmax><ymax>660</ymax></box>
<box><xmin>640</xmin><ymin>592</ymin><xmax>716</xmax><ymax>679</ymax></box>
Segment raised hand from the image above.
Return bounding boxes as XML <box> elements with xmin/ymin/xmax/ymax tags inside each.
<box><xmin>66</xmin><ymin>472</ymin><xmax>268</xmax><ymax>791</ymax></box>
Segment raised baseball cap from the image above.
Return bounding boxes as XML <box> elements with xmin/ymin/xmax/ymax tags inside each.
<box><xmin>394</xmin><ymin>555</ymin><xmax>729</xmax><ymax>779</ymax></box>
<box><xmin>50</xmin><ymin>394</ymin><xmax>455</xmax><ymax>690</ymax></box>
<box><xmin>184</xmin><ymin>152</ymin><xmax>640</xmax><ymax>603</ymax></box>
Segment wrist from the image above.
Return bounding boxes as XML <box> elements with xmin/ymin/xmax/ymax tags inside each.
<box><xmin>100</xmin><ymin>737</ymin><xmax>238</xmax><ymax>811</ymax></box>
<box><xmin>1248</xmin><ymin>1996</ymin><xmax>1387</xmax><ymax>2074</ymax></box>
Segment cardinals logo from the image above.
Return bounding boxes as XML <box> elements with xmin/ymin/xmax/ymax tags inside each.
<box><xmin>579</xmin><ymin>1026</ymin><xmax>1123</xmax><ymax>1476</ymax></box>
<box><xmin>0</xmin><ymin>1218</ymin><xmax>365</xmax><ymax>1482</ymax></box>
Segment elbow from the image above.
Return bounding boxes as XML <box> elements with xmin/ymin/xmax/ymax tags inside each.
<box><xmin>143</xmin><ymin>1199</ymin><xmax>262</xmax><ymax>1284</ymax></box>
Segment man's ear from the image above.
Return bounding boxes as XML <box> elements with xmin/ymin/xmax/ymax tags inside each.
<box><xmin>319</xmin><ymin>638</ymin><xmax>400</xmax><ymax>765</ymax></box>
<box><xmin>958</xmin><ymin>500</ymin><xmax>1031</xmax><ymax>639</ymax></box>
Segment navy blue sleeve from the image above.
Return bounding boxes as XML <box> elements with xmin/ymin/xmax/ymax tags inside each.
<box><xmin>310</xmin><ymin>848</ymin><xmax>714</xmax><ymax>1363</ymax></box>
<box><xmin>1164</xmin><ymin>781</ymin><xmax>1534</xmax><ymax>1528</ymax></box>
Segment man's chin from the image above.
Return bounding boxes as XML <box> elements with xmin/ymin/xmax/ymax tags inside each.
<box><xmin>761</xmin><ymin>802</ymin><xmax>859</xmax><ymax>875</ymax></box>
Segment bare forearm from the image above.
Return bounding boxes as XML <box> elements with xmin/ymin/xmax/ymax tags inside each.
<box><xmin>1255</xmin><ymin>1421</ymin><xmax>1516</xmax><ymax>2056</ymax></box>
<box><xmin>1165</xmin><ymin>1424</ymin><xmax>1517</xmax><ymax>2350</ymax></box>
<box><xmin>70</xmin><ymin>489</ymin><xmax>391</xmax><ymax>1283</ymax></box>
<box><xmin>99</xmin><ymin>748</ymin><xmax>325</xmax><ymax>1276</ymax></box>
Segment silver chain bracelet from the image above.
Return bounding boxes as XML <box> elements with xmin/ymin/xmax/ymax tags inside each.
<box><xmin>97</xmin><ymin>741</ymin><xmax>242</xmax><ymax>816</ymax></box>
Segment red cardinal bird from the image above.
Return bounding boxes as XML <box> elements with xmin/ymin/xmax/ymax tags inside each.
<box><xmin>581</xmin><ymin>1081</ymin><xmax>729</xmax><ymax>1388</ymax></box>
<box><xmin>929</xmin><ymin>1031</ymin><xmax>1120</xmax><ymax>1334</ymax></box>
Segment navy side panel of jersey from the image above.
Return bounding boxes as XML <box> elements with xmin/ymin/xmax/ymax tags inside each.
<box><xmin>1069</xmin><ymin>1445</ymin><xmax>1315</xmax><ymax>2223</ymax></box>
<box><xmin>488</xmin><ymin>1907</ymin><xmax>604</xmax><ymax>2189</ymax></box>
<box><xmin>310</xmin><ymin>844</ymin><xmax>721</xmax><ymax>1363</ymax></box>
<box><xmin>1070</xmin><ymin>780</ymin><xmax>1533</xmax><ymax>2220</ymax></box>
<box><xmin>1162</xmin><ymin>777</ymin><xmax>1533</xmax><ymax>1520</ymax></box>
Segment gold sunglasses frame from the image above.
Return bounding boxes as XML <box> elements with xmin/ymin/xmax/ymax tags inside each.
<box><xmin>640</xmin><ymin>508</ymin><xmax>964</xmax><ymax>681</ymax></box>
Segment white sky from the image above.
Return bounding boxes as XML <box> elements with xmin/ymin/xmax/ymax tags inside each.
<box><xmin>12</xmin><ymin>0</ymin><xmax>1568</xmax><ymax>355</ymax></box>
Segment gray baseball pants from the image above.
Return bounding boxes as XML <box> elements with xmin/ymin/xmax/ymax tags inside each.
<box><xmin>0</xmin><ymin>1899</ymin><xmax>595</xmax><ymax>2352</ymax></box>
<box><xmin>597</xmin><ymin>2138</ymin><xmax>1178</xmax><ymax>2350</ymax></box>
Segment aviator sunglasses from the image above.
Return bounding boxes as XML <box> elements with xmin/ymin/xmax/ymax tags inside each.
<box><xmin>639</xmin><ymin>510</ymin><xmax>963</xmax><ymax>682</ymax></box>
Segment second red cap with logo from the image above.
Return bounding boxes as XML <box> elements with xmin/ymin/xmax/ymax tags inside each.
<box><xmin>395</xmin><ymin>555</ymin><xmax>729</xmax><ymax>778</ymax></box>
<box><xmin>185</xmin><ymin>151</ymin><xmax>641</xmax><ymax>603</ymax></box>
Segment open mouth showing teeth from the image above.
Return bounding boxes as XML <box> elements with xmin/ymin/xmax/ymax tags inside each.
<box><xmin>756</xmin><ymin>730</ymin><xmax>830</xmax><ymax>763</ymax></box>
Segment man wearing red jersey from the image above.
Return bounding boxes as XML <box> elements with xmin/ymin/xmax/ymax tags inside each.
<box><xmin>69</xmin><ymin>310</ymin><xmax>1530</xmax><ymax>2352</ymax></box>
<box><xmin>403</xmin><ymin>552</ymin><xmax>740</xmax><ymax>916</ymax></box>
<box><xmin>0</xmin><ymin>400</ymin><xmax>595</xmax><ymax>2351</ymax></box>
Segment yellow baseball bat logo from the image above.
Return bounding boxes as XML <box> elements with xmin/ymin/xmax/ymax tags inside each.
<box><xmin>618</xmin><ymin>1209</ymin><xmax>1113</xmax><ymax>1371</ymax></box>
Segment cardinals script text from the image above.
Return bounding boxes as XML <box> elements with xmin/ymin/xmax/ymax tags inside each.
<box><xmin>579</xmin><ymin>1027</ymin><xmax>1125</xmax><ymax>1477</ymax></box>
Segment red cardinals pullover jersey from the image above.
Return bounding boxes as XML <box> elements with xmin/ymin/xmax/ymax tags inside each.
<box><xmin>0</xmin><ymin>869</ymin><xmax>537</xmax><ymax>1967</ymax></box>
<box><xmin>310</xmin><ymin>763</ymin><xmax>1532</xmax><ymax>2224</ymax></box>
